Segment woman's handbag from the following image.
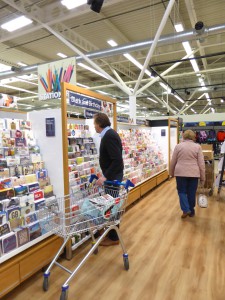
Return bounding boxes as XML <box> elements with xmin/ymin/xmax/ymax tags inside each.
<box><xmin>198</xmin><ymin>193</ymin><xmax>208</xmax><ymax>208</ymax></box>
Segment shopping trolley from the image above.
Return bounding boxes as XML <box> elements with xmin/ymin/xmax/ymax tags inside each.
<box><xmin>42</xmin><ymin>175</ymin><xmax>134</xmax><ymax>300</ymax></box>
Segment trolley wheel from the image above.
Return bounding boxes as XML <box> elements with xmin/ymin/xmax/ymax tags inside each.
<box><xmin>209</xmin><ymin>189</ymin><xmax>213</xmax><ymax>196</ymax></box>
<box><xmin>43</xmin><ymin>277</ymin><xmax>49</xmax><ymax>291</ymax></box>
<box><xmin>60</xmin><ymin>290</ymin><xmax>68</xmax><ymax>300</ymax></box>
<box><xmin>123</xmin><ymin>257</ymin><xmax>129</xmax><ymax>271</ymax></box>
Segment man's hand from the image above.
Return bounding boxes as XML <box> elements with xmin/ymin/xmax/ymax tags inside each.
<box><xmin>96</xmin><ymin>176</ymin><xmax>106</xmax><ymax>186</ymax></box>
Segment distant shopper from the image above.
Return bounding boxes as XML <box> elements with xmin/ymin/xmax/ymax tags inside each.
<box><xmin>170</xmin><ymin>130</ymin><xmax>205</xmax><ymax>218</ymax></box>
<box><xmin>94</xmin><ymin>112</ymin><xmax>124</xmax><ymax>246</ymax></box>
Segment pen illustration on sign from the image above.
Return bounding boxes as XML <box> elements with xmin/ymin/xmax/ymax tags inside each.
<box><xmin>39</xmin><ymin>63</ymin><xmax>74</xmax><ymax>93</ymax></box>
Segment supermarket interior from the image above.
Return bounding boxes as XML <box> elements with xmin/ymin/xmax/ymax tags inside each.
<box><xmin>1</xmin><ymin>1</ymin><xmax>225</xmax><ymax>299</ymax></box>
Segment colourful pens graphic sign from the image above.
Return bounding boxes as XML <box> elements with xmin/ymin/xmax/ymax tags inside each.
<box><xmin>38</xmin><ymin>58</ymin><xmax>76</xmax><ymax>100</ymax></box>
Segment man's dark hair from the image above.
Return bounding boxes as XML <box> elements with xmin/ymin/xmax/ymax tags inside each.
<box><xmin>94</xmin><ymin>112</ymin><xmax>111</xmax><ymax>128</ymax></box>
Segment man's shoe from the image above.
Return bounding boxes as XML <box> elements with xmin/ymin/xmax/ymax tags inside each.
<box><xmin>189</xmin><ymin>212</ymin><xmax>195</xmax><ymax>217</ymax></box>
<box><xmin>181</xmin><ymin>212</ymin><xmax>191</xmax><ymax>218</ymax></box>
<box><xmin>99</xmin><ymin>238</ymin><xmax>119</xmax><ymax>246</ymax></box>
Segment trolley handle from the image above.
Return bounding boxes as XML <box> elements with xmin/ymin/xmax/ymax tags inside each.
<box><xmin>89</xmin><ymin>174</ymin><xmax>135</xmax><ymax>191</ymax></box>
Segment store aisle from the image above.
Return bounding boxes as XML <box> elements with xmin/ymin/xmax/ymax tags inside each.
<box><xmin>3</xmin><ymin>179</ymin><xmax>225</xmax><ymax>300</ymax></box>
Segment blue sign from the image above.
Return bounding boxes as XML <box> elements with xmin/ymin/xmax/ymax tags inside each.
<box><xmin>84</xmin><ymin>110</ymin><xmax>96</xmax><ymax>119</ymax></box>
<box><xmin>45</xmin><ymin>118</ymin><xmax>55</xmax><ymax>137</ymax></box>
<box><xmin>136</xmin><ymin>119</ymin><xmax>146</xmax><ymax>125</ymax></box>
<box><xmin>69</xmin><ymin>92</ymin><xmax>101</xmax><ymax>111</ymax></box>
<box><xmin>117</xmin><ymin>116</ymin><xmax>129</xmax><ymax>123</ymax></box>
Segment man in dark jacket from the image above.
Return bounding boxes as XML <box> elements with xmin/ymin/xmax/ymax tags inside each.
<box><xmin>94</xmin><ymin>112</ymin><xmax>124</xmax><ymax>246</ymax></box>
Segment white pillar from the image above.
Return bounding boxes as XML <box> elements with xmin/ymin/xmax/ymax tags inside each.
<box><xmin>129</xmin><ymin>95</ymin><xmax>136</xmax><ymax>124</ymax></box>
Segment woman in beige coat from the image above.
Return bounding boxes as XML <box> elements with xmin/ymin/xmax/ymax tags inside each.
<box><xmin>170</xmin><ymin>130</ymin><xmax>205</xmax><ymax>218</ymax></box>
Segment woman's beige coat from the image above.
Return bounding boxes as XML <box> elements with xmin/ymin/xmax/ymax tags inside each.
<box><xmin>170</xmin><ymin>139</ymin><xmax>205</xmax><ymax>182</ymax></box>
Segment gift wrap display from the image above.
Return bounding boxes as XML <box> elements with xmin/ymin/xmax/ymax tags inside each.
<box><xmin>0</xmin><ymin>118</ymin><xmax>55</xmax><ymax>257</ymax></box>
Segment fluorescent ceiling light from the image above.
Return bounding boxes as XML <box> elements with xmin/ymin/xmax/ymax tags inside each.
<box><xmin>175</xmin><ymin>24</ymin><xmax>200</xmax><ymax>74</ymax></box>
<box><xmin>107</xmin><ymin>40</ymin><xmax>152</xmax><ymax>77</ymax></box>
<box><xmin>124</xmin><ymin>53</ymin><xmax>152</xmax><ymax>77</ymax></box>
<box><xmin>16</xmin><ymin>96</ymin><xmax>38</xmax><ymax>101</ymax></box>
<box><xmin>159</xmin><ymin>82</ymin><xmax>171</xmax><ymax>93</ymax></box>
<box><xmin>96</xmin><ymin>90</ymin><xmax>110</xmax><ymax>95</ymax></box>
<box><xmin>0</xmin><ymin>63</ymin><xmax>11</xmax><ymax>72</ymax></box>
<box><xmin>0</xmin><ymin>84</ymin><xmax>38</xmax><ymax>95</ymax></box>
<box><xmin>118</xmin><ymin>104</ymin><xmax>129</xmax><ymax>109</ymax></box>
<box><xmin>174</xmin><ymin>23</ymin><xmax>184</xmax><ymax>32</ymax></box>
<box><xmin>221</xmin><ymin>99</ymin><xmax>224</xmax><ymax>103</ymax></box>
<box><xmin>174</xmin><ymin>95</ymin><xmax>184</xmax><ymax>103</ymax></box>
<box><xmin>153</xmin><ymin>111</ymin><xmax>160</xmax><ymax>114</ymax></box>
<box><xmin>107</xmin><ymin>40</ymin><xmax>118</xmax><ymax>47</ymax></box>
<box><xmin>147</xmin><ymin>97</ymin><xmax>158</xmax><ymax>103</ymax></box>
<box><xmin>57</xmin><ymin>52</ymin><xmax>67</xmax><ymax>58</ymax></box>
<box><xmin>61</xmin><ymin>0</ymin><xmax>86</xmax><ymax>10</ymax></box>
<box><xmin>17</xmin><ymin>62</ymin><xmax>27</xmax><ymax>67</ymax></box>
<box><xmin>78</xmin><ymin>62</ymin><xmax>107</xmax><ymax>79</ymax></box>
<box><xmin>77</xmin><ymin>83</ymin><xmax>90</xmax><ymax>88</ymax></box>
<box><xmin>1</xmin><ymin>16</ymin><xmax>32</xmax><ymax>32</ymax></box>
<box><xmin>142</xmin><ymin>106</ymin><xmax>146</xmax><ymax>109</ymax></box>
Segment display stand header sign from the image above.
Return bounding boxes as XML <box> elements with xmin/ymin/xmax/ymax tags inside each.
<box><xmin>69</xmin><ymin>92</ymin><xmax>113</xmax><ymax>116</ymax></box>
<box><xmin>38</xmin><ymin>58</ymin><xmax>76</xmax><ymax>100</ymax></box>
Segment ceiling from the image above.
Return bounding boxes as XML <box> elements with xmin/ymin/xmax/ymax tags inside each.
<box><xmin>0</xmin><ymin>0</ymin><xmax>225</xmax><ymax>118</ymax></box>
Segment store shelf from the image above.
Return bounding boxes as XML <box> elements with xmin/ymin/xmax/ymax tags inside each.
<box><xmin>127</xmin><ymin>169</ymin><xmax>169</xmax><ymax>207</ymax></box>
<box><xmin>0</xmin><ymin>231</ymin><xmax>53</xmax><ymax>264</ymax></box>
<box><xmin>0</xmin><ymin>235</ymin><xmax>62</xmax><ymax>298</ymax></box>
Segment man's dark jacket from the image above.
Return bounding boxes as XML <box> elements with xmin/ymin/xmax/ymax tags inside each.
<box><xmin>99</xmin><ymin>128</ymin><xmax>124</xmax><ymax>181</ymax></box>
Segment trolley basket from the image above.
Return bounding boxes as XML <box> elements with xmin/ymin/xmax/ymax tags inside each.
<box><xmin>42</xmin><ymin>178</ymin><xmax>134</xmax><ymax>300</ymax></box>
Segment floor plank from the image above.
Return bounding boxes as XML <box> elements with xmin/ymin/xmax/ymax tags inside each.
<box><xmin>3</xmin><ymin>179</ymin><xmax>225</xmax><ymax>300</ymax></box>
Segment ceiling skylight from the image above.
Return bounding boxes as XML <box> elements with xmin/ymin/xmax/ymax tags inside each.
<box><xmin>1</xmin><ymin>16</ymin><xmax>33</xmax><ymax>32</ymax></box>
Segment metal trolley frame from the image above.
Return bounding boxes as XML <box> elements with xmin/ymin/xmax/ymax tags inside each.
<box><xmin>41</xmin><ymin>178</ymin><xmax>134</xmax><ymax>300</ymax></box>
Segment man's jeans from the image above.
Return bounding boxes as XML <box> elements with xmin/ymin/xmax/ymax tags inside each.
<box><xmin>176</xmin><ymin>177</ymin><xmax>199</xmax><ymax>213</ymax></box>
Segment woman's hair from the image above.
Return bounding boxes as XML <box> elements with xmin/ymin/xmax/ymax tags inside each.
<box><xmin>94</xmin><ymin>112</ymin><xmax>111</xmax><ymax>128</ymax></box>
<box><xmin>183</xmin><ymin>130</ymin><xmax>196</xmax><ymax>141</ymax></box>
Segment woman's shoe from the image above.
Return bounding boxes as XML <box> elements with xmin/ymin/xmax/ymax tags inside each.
<box><xmin>181</xmin><ymin>212</ymin><xmax>191</xmax><ymax>218</ymax></box>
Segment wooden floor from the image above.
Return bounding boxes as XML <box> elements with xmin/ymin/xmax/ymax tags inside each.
<box><xmin>3</xmin><ymin>179</ymin><xmax>225</xmax><ymax>300</ymax></box>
